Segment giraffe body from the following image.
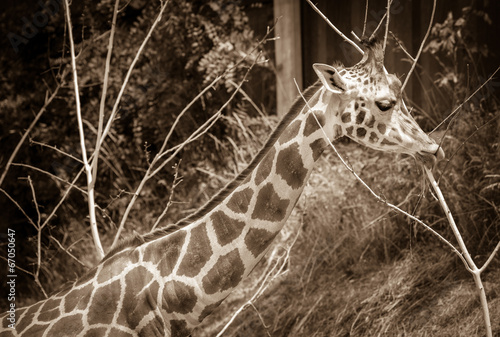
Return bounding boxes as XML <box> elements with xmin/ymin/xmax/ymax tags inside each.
<box><xmin>1</xmin><ymin>40</ymin><xmax>443</xmax><ymax>337</ymax></box>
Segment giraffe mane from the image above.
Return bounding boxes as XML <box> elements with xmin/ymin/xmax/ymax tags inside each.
<box><xmin>102</xmin><ymin>81</ymin><xmax>323</xmax><ymax>261</ymax></box>
<box><xmin>171</xmin><ymin>81</ymin><xmax>323</xmax><ymax>228</ymax></box>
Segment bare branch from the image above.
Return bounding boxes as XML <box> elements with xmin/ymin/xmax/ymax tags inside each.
<box><xmin>63</xmin><ymin>0</ymin><xmax>104</xmax><ymax>258</ymax></box>
<box><xmin>389</xmin><ymin>31</ymin><xmax>415</xmax><ymax>62</ymax></box>
<box><xmin>362</xmin><ymin>0</ymin><xmax>369</xmax><ymax>37</ymax></box>
<box><xmin>401</xmin><ymin>0</ymin><xmax>436</xmax><ymax>92</ymax></box>
<box><xmin>0</xmin><ymin>255</ymin><xmax>34</xmax><ymax>278</ymax></box>
<box><xmin>94</xmin><ymin>0</ymin><xmax>170</xmax><ymax>155</ymax></box>
<box><xmin>305</xmin><ymin>0</ymin><xmax>363</xmax><ymax>55</ymax></box>
<box><xmin>228</xmin><ymin>79</ymin><xmax>273</xmax><ymax>129</ymax></box>
<box><xmin>0</xmin><ymin>188</ymin><xmax>37</xmax><ymax>229</ymax></box>
<box><xmin>480</xmin><ymin>240</ymin><xmax>500</xmax><ymax>273</ymax></box>
<box><xmin>29</xmin><ymin>140</ymin><xmax>83</xmax><ymax>164</ymax></box>
<box><xmin>92</xmin><ymin>0</ymin><xmax>122</xmax><ymax>187</ymax></box>
<box><xmin>26</xmin><ymin>176</ymin><xmax>48</xmax><ymax>299</ymax></box>
<box><xmin>368</xmin><ymin>0</ymin><xmax>391</xmax><ymax>41</ymax></box>
<box><xmin>25</xmin><ymin>176</ymin><xmax>41</xmax><ymax>229</ymax></box>
<box><xmin>63</xmin><ymin>0</ymin><xmax>90</xmax><ymax>177</ymax></box>
<box><xmin>431</xmin><ymin>65</ymin><xmax>500</xmax><ymax>133</ymax></box>
<box><xmin>437</xmin><ymin>114</ymin><xmax>499</xmax><ymax>184</ymax></box>
<box><xmin>49</xmin><ymin>235</ymin><xmax>88</xmax><ymax>268</ymax></box>
<box><xmin>216</xmin><ymin>224</ymin><xmax>302</xmax><ymax>337</ymax></box>
<box><xmin>383</xmin><ymin>0</ymin><xmax>390</xmax><ymax>55</ymax></box>
<box><xmin>0</xmin><ymin>69</ymin><xmax>68</xmax><ymax>187</ymax></box>
<box><xmin>41</xmin><ymin>166</ymin><xmax>84</xmax><ymax>229</ymax></box>
<box><xmin>151</xmin><ymin>161</ymin><xmax>182</xmax><ymax>231</ymax></box>
<box><xmin>12</xmin><ymin>163</ymin><xmax>87</xmax><ymax>195</ymax></box>
<box><xmin>424</xmin><ymin>167</ymin><xmax>493</xmax><ymax>337</ymax></box>
<box><xmin>293</xmin><ymin>79</ymin><xmax>467</xmax><ymax>266</ymax></box>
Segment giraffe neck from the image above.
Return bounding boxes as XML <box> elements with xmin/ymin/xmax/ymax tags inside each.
<box><xmin>0</xmin><ymin>84</ymin><xmax>342</xmax><ymax>337</ymax></box>
<box><xmin>133</xmin><ymin>83</ymin><xmax>342</xmax><ymax>331</ymax></box>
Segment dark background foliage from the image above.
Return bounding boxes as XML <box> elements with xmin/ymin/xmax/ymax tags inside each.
<box><xmin>0</xmin><ymin>0</ymin><xmax>275</xmax><ymax>303</ymax></box>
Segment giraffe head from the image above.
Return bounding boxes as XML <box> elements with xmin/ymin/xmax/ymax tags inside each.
<box><xmin>313</xmin><ymin>40</ymin><xmax>444</xmax><ymax>163</ymax></box>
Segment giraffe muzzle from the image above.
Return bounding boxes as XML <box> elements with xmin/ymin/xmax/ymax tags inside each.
<box><xmin>434</xmin><ymin>146</ymin><xmax>445</xmax><ymax>161</ymax></box>
<box><xmin>417</xmin><ymin>145</ymin><xmax>445</xmax><ymax>166</ymax></box>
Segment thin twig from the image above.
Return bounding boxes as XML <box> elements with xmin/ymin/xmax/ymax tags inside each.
<box><xmin>155</xmin><ymin>74</ymin><xmax>225</xmax><ymax>162</ymax></box>
<box><xmin>383</xmin><ymin>0</ymin><xmax>390</xmax><ymax>55</ymax></box>
<box><xmin>249</xmin><ymin>302</ymin><xmax>271</xmax><ymax>336</ymax></box>
<box><xmin>362</xmin><ymin>0</ymin><xmax>369</xmax><ymax>38</ymax></box>
<box><xmin>389</xmin><ymin>31</ymin><xmax>415</xmax><ymax>62</ymax></box>
<box><xmin>29</xmin><ymin>139</ymin><xmax>83</xmax><ymax>164</ymax></box>
<box><xmin>305</xmin><ymin>0</ymin><xmax>363</xmax><ymax>54</ymax></box>
<box><xmin>228</xmin><ymin>79</ymin><xmax>273</xmax><ymax>129</ymax></box>
<box><xmin>41</xmin><ymin>166</ymin><xmax>84</xmax><ymax>229</ymax></box>
<box><xmin>12</xmin><ymin>163</ymin><xmax>87</xmax><ymax>195</ymax></box>
<box><xmin>0</xmin><ymin>256</ymin><xmax>34</xmax><ymax>277</ymax></box>
<box><xmin>25</xmin><ymin>176</ymin><xmax>48</xmax><ymax>298</ymax></box>
<box><xmin>430</xmin><ymin>65</ymin><xmax>500</xmax><ymax>133</ymax></box>
<box><xmin>217</xmin><ymin>224</ymin><xmax>302</xmax><ymax>337</ymax></box>
<box><xmin>436</xmin><ymin>114</ymin><xmax>500</xmax><ymax>184</ymax></box>
<box><xmin>151</xmin><ymin>161</ymin><xmax>182</xmax><ymax>231</ymax></box>
<box><xmin>368</xmin><ymin>0</ymin><xmax>392</xmax><ymax>41</ymax></box>
<box><xmin>480</xmin><ymin>240</ymin><xmax>500</xmax><ymax>273</ymax></box>
<box><xmin>401</xmin><ymin>0</ymin><xmax>436</xmax><ymax>92</ymax></box>
<box><xmin>91</xmin><ymin>0</ymin><xmax>121</xmax><ymax>186</ymax></box>
<box><xmin>0</xmin><ymin>188</ymin><xmax>37</xmax><ymax>229</ymax></box>
<box><xmin>94</xmin><ymin>0</ymin><xmax>170</xmax><ymax>154</ymax></box>
<box><xmin>25</xmin><ymin>176</ymin><xmax>42</xmax><ymax>229</ymax></box>
<box><xmin>49</xmin><ymin>235</ymin><xmax>87</xmax><ymax>267</ymax></box>
<box><xmin>215</xmin><ymin>250</ymin><xmax>284</xmax><ymax>336</ymax></box>
<box><xmin>293</xmin><ymin>79</ymin><xmax>467</xmax><ymax>267</ymax></box>
<box><xmin>0</xmin><ymin>69</ymin><xmax>68</xmax><ymax>187</ymax></box>
<box><xmin>110</xmin><ymin>53</ymin><xmax>261</xmax><ymax>249</ymax></box>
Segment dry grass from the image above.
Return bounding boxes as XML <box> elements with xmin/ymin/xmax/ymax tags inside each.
<box><xmin>8</xmin><ymin>84</ymin><xmax>497</xmax><ymax>336</ymax></box>
<box><xmin>193</xmin><ymin>139</ymin><xmax>500</xmax><ymax>336</ymax></box>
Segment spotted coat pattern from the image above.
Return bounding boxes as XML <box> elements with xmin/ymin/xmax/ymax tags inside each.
<box><xmin>0</xmin><ymin>40</ymin><xmax>443</xmax><ymax>337</ymax></box>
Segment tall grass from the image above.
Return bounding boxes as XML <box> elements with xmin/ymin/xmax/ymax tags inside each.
<box><xmin>194</xmin><ymin>137</ymin><xmax>499</xmax><ymax>336</ymax></box>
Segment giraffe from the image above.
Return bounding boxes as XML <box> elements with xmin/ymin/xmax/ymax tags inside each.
<box><xmin>1</xmin><ymin>39</ymin><xmax>444</xmax><ymax>337</ymax></box>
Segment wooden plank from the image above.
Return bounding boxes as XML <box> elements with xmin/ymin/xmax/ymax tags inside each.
<box><xmin>273</xmin><ymin>0</ymin><xmax>302</xmax><ymax>116</ymax></box>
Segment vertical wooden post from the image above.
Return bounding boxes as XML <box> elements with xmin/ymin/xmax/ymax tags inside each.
<box><xmin>274</xmin><ymin>0</ymin><xmax>302</xmax><ymax>116</ymax></box>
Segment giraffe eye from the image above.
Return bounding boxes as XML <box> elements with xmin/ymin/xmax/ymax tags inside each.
<box><xmin>375</xmin><ymin>100</ymin><xmax>394</xmax><ymax>112</ymax></box>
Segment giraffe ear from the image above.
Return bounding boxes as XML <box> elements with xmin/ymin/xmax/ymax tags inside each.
<box><xmin>313</xmin><ymin>63</ymin><xmax>346</xmax><ymax>94</ymax></box>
